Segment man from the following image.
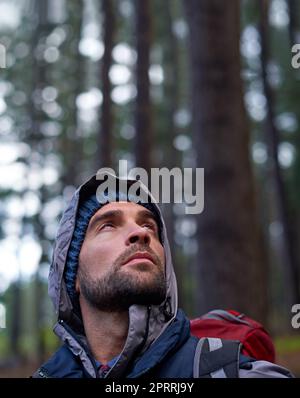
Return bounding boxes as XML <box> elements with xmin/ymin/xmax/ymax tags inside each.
<box><xmin>33</xmin><ymin>173</ymin><xmax>293</xmax><ymax>378</ymax></box>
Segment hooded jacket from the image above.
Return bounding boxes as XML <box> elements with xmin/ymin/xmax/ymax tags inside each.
<box><xmin>32</xmin><ymin>174</ymin><xmax>294</xmax><ymax>378</ymax></box>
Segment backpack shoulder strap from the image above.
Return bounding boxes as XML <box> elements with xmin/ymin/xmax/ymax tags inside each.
<box><xmin>193</xmin><ymin>337</ymin><xmax>242</xmax><ymax>378</ymax></box>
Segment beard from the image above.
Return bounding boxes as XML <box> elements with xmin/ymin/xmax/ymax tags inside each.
<box><xmin>77</xmin><ymin>244</ymin><xmax>167</xmax><ymax>312</ymax></box>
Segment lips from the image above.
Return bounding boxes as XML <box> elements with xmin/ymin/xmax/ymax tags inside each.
<box><xmin>122</xmin><ymin>252</ymin><xmax>155</xmax><ymax>266</ymax></box>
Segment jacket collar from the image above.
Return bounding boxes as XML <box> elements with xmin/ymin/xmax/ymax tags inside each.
<box><xmin>42</xmin><ymin>309</ymin><xmax>190</xmax><ymax>378</ymax></box>
<box><xmin>126</xmin><ymin>309</ymin><xmax>190</xmax><ymax>377</ymax></box>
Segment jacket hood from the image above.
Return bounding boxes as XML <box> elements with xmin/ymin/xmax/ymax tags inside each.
<box><xmin>48</xmin><ymin>172</ymin><xmax>178</xmax><ymax>377</ymax></box>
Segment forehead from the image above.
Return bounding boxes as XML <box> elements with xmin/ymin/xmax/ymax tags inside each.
<box><xmin>92</xmin><ymin>201</ymin><xmax>153</xmax><ymax>218</ymax></box>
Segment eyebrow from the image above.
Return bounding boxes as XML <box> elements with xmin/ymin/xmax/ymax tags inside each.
<box><xmin>136</xmin><ymin>209</ymin><xmax>158</xmax><ymax>226</ymax></box>
<box><xmin>88</xmin><ymin>209</ymin><xmax>123</xmax><ymax>232</ymax></box>
<box><xmin>87</xmin><ymin>208</ymin><xmax>158</xmax><ymax>232</ymax></box>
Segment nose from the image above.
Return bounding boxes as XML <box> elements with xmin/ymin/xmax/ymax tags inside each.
<box><xmin>125</xmin><ymin>224</ymin><xmax>151</xmax><ymax>246</ymax></box>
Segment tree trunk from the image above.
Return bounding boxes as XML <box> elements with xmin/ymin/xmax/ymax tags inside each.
<box><xmin>287</xmin><ymin>0</ymin><xmax>298</xmax><ymax>47</ymax></box>
<box><xmin>96</xmin><ymin>0</ymin><xmax>115</xmax><ymax>169</ymax></box>
<box><xmin>184</xmin><ymin>0</ymin><xmax>268</xmax><ymax>322</ymax></box>
<box><xmin>30</xmin><ymin>0</ymin><xmax>52</xmax><ymax>362</ymax></box>
<box><xmin>134</xmin><ymin>0</ymin><xmax>153</xmax><ymax>173</ymax></box>
<box><xmin>61</xmin><ymin>0</ymin><xmax>84</xmax><ymax>187</ymax></box>
<box><xmin>157</xmin><ymin>0</ymin><xmax>185</xmax><ymax>308</ymax></box>
<box><xmin>287</xmin><ymin>0</ymin><xmax>300</xmax><ymax>310</ymax></box>
<box><xmin>10</xmin><ymin>281</ymin><xmax>22</xmax><ymax>363</ymax></box>
<box><xmin>259</xmin><ymin>0</ymin><xmax>300</xmax><ymax>308</ymax></box>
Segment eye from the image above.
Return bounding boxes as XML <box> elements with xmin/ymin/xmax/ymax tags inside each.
<box><xmin>142</xmin><ymin>222</ymin><xmax>157</xmax><ymax>232</ymax></box>
<box><xmin>99</xmin><ymin>222</ymin><xmax>115</xmax><ymax>231</ymax></box>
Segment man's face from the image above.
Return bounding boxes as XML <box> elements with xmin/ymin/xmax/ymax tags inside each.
<box><xmin>76</xmin><ymin>201</ymin><xmax>166</xmax><ymax>312</ymax></box>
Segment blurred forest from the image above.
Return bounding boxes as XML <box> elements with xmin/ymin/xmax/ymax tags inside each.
<box><xmin>0</xmin><ymin>0</ymin><xmax>300</xmax><ymax>377</ymax></box>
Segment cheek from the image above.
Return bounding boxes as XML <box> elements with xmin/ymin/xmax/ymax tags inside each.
<box><xmin>79</xmin><ymin>240</ymin><xmax>104</xmax><ymax>273</ymax></box>
<box><xmin>79</xmin><ymin>238</ymin><xmax>122</xmax><ymax>273</ymax></box>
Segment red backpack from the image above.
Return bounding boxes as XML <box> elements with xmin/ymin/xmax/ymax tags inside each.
<box><xmin>190</xmin><ymin>309</ymin><xmax>276</xmax><ymax>363</ymax></box>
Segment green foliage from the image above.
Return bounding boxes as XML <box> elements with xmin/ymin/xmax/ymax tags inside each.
<box><xmin>0</xmin><ymin>332</ymin><xmax>9</xmax><ymax>359</ymax></box>
<box><xmin>275</xmin><ymin>335</ymin><xmax>300</xmax><ymax>354</ymax></box>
